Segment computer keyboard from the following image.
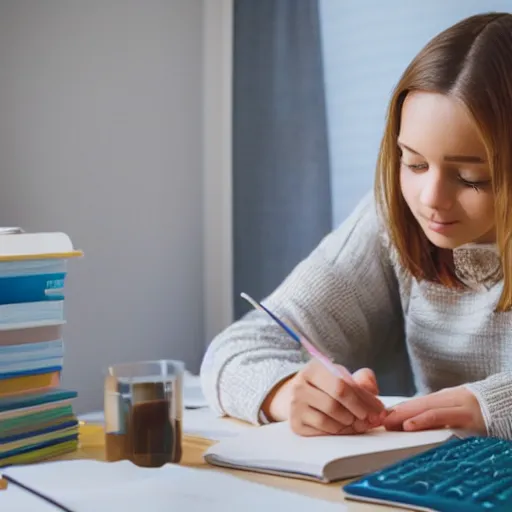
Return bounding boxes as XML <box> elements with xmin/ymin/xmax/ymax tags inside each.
<box><xmin>343</xmin><ymin>436</ymin><xmax>512</xmax><ymax>512</ymax></box>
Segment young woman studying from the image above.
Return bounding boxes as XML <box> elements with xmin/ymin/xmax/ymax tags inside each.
<box><xmin>200</xmin><ymin>12</ymin><xmax>512</xmax><ymax>440</ymax></box>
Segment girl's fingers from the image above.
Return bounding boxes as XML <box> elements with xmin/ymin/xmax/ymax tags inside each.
<box><xmin>305</xmin><ymin>359</ymin><xmax>384</xmax><ymax>422</ymax></box>
<box><xmin>402</xmin><ymin>407</ymin><xmax>472</xmax><ymax>431</ymax></box>
<box><xmin>352</xmin><ymin>368</ymin><xmax>380</xmax><ymax>395</ymax></box>
<box><xmin>303</xmin><ymin>384</ymin><xmax>355</xmax><ymax>426</ymax></box>
<box><xmin>294</xmin><ymin>424</ymin><xmax>328</xmax><ymax>437</ymax></box>
<box><xmin>300</xmin><ymin>407</ymin><xmax>347</xmax><ymax>435</ymax></box>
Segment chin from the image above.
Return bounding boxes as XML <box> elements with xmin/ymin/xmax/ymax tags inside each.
<box><xmin>423</xmin><ymin>232</ymin><xmax>463</xmax><ymax>250</ymax></box>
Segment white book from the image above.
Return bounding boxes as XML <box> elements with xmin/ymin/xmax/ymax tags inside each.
<box><xmin>204</xmin><ymin>396</ymin><xmax>457</xmax><ymax>482</ymax></box>
<box><xmin>0</xmin><ymin>231</ymin><xmax>81</xmax><ymax>260</ymax></box>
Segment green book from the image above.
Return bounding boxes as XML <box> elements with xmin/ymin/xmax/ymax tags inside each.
<box><xmin>0</xmin><ymin>405</ymin><xmax>75</xmax><ymax>437</ymax></box>
<box><xmin>0</xmin><ymin>439</ymin><xmax>78</xmax><ymax>467</ymax></box>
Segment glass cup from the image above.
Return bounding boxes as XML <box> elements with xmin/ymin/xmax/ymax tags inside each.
<box><xmin>104</xmin><ymin>359</ymin><xmax>184</xmax><ymax>467</ymax></box>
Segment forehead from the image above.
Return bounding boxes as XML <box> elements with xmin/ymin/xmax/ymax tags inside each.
<box><xmin>399</xmin><ymin>91</ymin><xmax>486</xmax><ymax>157</ymax></box>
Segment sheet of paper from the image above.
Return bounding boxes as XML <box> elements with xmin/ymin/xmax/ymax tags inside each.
<box><xmin>77</xmin><ymin>410</ymin><xmax>105</xmax><ymax>423</ymax></box>
<box><xmin>182</xmin><ymin>408</ymin><xmax>251</xmax><ymax>440</ymax></box>
<box><xmin>1</xmin><ymin>459</ymin><xmax>347</xmax><ymax>512</ymax></box>
<box><xmin>183</xmin><ymin>370</ymin><xmax>208</xmax><ymax>408</ymax></box>
<box><xmin>79</xmin><ymin>406</ymin><xmax>250</xmax><ymax>441</ymax></box>
<box><xmin>0</xmin><ymin>484</ymin><xmax>57</xmax><ymax>511</ymax></box>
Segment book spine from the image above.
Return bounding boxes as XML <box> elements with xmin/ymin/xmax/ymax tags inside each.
<box><xmin>0</xmin><ymin>339</ymin><xmax>63</xmax><ymax>359</ymax></box>
<box><xmin>0</xmin><ymin>366</ymin><xmax>62</xmax><ymax>381</ymax></box>
<box><xmin>1</xmin><ymin>419</ymin><xmax>79</xmax><ymax>444</ymax></box>
<box><xmin>0</xmin><ymin>273</ymin><xmax>66</xmax><ymax>305</ymax></box>
<box><xmin>0</xmin><ymin>301</ymin><xmax>64</xmax><ymax>327</ymax></box>
<box><xmin>0</xmin><ymin>371</ymin><xmax>60</xmax><ymax>397</ymax></box>
<box><xmin>0</xmin><ymin>437</ymin><xmax>78</xmax><ymax>466</ymax></box>
<box><xmin>0</xmin><ymin>360</ymin><xmax>63</xmax><ymax>377</ymax></box>
<box><xmin>0</xmin><ymin>325</ymin><xmax>63</xmax><ymax>347</ymax></box>
<box><xmin>0</xmin><ymin>405</ymin><xmax>74</xmax><ymax>434</ymax></box>
<box><xmin>0</xmin><ymin>389</ymin><xmax>77</xmax><ymax>414</ymax></box>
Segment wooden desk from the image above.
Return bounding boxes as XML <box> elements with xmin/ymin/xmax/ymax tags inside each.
<box><xmin>42</xmin><ymin>423</ymin><xmax>394</xmax><ymax>511</ymax></box>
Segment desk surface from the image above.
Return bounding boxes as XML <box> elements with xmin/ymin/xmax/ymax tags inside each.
<box><xmin>44</xmin><ymin>423</ymin><xmax>397</xmax><ymax>511</ymax></box>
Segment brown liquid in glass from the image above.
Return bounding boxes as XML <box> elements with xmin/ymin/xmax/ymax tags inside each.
<box><xmin>105</xmin><ymin>400</ymin><xmax>182</xmax><ymax>466</ymax></box>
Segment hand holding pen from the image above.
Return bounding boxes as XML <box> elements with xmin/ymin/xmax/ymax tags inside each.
<box><xmin>241</xmin><ymin>293</ymin><xmax>387</xmax><ymax>436</ymax></box>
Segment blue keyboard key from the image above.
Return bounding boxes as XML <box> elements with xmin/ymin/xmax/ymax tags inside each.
<box><xmin>343</xmin><ymin>436</ymin><xmax>512</xmax><ymax>512</ymax></box>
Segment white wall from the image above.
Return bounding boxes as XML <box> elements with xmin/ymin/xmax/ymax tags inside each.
<box><xmin>203</xmin><ymin>0</ymin><xmax>234</xmax><ymax>346</ymax></box>
<box><xmin>0</xmin><ymin>0</ymin><xmax>206</xmax><ymax>413</ymax></box>
<box><xmin>320</xmin><ymin>0</ymin><xmax>512</xmax><ymax>227</ymax></box>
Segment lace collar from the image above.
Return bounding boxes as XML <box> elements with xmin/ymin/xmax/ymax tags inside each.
<box><xmin>452</xmin><ymin>243</ymin><xmax>502</xmax><ymax>290</ymax></box>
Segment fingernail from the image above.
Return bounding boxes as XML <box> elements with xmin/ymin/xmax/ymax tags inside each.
<box><xmin>404</xmin><ymin>420</ymin><xmax>415</xmax><ymax>430</ymax></box>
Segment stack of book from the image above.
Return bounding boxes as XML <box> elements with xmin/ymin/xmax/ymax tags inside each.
<box><xmin>0</xmin><ymin>229</ymin><xmax>82</xmax><ymax>467</ymax></box>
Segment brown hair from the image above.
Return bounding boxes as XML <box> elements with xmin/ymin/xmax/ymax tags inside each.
<box><xmin>374</xmin><ymin>12</ymin><xmax>512</xmax><ymax>311</ymax></box>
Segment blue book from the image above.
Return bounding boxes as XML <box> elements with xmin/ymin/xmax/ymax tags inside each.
<box><xmin>0</xmin><ymin>301</ymin><xmax>65</xmax><ymax>329</ymax></box>
<box><xmin>0</xmin><ymin>389</ymin><xmax>77</xmax><ymax>413</ymax></box>
<box><xmin>0</xmin><ymin>259</ymin><xmax>68</xmax><ymax>304</ymax></box>
<box><xmin>0</xmin><ymin>340</ymin><xmax>64</xmax><ymax>362</ymax></box>
<box><xmin>0</xmin><ymin>259</ymin><xmax>67</xmax><ymax>278</ymax></box>
<box><xmin>0</xmin><ymin>273</ymin><xmax>66</xmax><ymax>304</ymax></box>
<box><xmin>0</xmin><ymin>359</ymin><xmax>64</xmax><ymax>379</ymax></box>
<box><xmin>0</xmin><ymin>419</ymin><xmax>78</xmax><ymax>444</ymax></box>
<box><xmin>0</xmin><ymin>366</ymin><xmax>62</xmax><ymax>381</ymax></box>
<box><xmin>0</xmin><ymin>433</ymin><xmax>79</xmax><ymax>462</ymax></box>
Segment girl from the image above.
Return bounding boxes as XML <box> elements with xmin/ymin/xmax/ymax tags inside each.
<box><xmin>200</xmin><ymin>12</ymin><xmax>512</xmax><ymax>440</ymax></box>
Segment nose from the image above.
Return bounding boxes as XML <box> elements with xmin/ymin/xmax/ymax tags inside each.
<box><xmin>419</xmin><ymin>169</ymin><xmax>454</xmax><ymax>211</ymax></box>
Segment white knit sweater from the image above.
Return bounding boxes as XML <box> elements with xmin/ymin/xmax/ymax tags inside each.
<box><xmin>200</xmin><ymin>193</ymin><xmax>512</xmax><ymax>439</ymax></box>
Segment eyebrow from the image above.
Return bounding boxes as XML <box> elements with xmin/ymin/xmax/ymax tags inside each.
<box><xmin>398</xmin><ymin>141</ymin><xmax>486</xmax><ymax>164</ymax></box>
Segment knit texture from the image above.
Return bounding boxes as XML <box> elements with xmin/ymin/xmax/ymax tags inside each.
<box><xmin>200</xmin><ymin>193</ymin><xmax>512</xmax><ymax>439</ymax></box>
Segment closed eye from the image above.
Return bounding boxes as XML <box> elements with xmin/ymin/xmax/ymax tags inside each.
<box><xmin>402</xmin><ymin>162</ymin><xmax>428</xmax><ymax>171</ymax></box>
<box><xmin>458</xmin><ymin>176</ymin><xmax>491</xmax><ymax>191</ymax></box>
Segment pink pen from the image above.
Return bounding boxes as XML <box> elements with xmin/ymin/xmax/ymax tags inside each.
<box><xmin>240</xmin><ymin>292</ymin><xmax>357</xmax><ymax>385</ymax></box>
<box><xmin>298</xmin><ymin>335</ymin><xmax>357</xmax><ymax>385</ymax></box>
<box><xmin>240</xmin><ymin>292</ymin><xmax>386</xmax><ymax>417</ymax></box>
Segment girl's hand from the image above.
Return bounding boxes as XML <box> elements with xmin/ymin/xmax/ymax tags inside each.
<box><xmin>263</xmin><ymin>360</ymin><xmax>386</xmax><ymax>436</ymax></box>
<box><xmin>383</xmin><ymin>386</ymin><xmax>486</xmax><ymax>434</ymax></box>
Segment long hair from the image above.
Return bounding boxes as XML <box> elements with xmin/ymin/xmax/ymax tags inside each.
<box><xmin>374</xmin><ymin>12</ymin><xmax>512</xmax><ymax>311</ymax></box>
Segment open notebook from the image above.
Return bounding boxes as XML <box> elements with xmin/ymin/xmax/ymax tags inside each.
<box><xmin>1</xmin><ymin>459</ymin><xmax>347</xmax><ymax>512</ymax></box>
<box><xmin>204</xmin><ymin>396</ymin><xmax>456</xmax><ymax>482</ymax></box>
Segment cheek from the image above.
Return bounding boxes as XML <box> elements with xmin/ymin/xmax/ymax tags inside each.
<box><xmin>460</xmin><ymin>193</ymin><xmax>494</xmax><ymax>225</ymax></box>
<box><xmin>399</xmin><ymin>168</ymin><xmax>417</xmax><ymax>205</ymax></box>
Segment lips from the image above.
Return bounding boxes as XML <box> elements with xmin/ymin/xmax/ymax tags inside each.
<box><xmin>420</xmin><ymin>214</ymin><xmax>460</xmax><ymax>234</ymax></box>
<box><xmin>430</xmin><ymin>219</ymin><xmax>457</xmax><ymax>225</ymax></box>
<box><xmin>420</xmin><ymin>214</ymin><xmax>458</xmax><ymax>225</ymax></box>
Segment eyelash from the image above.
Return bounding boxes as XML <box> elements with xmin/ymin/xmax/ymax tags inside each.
<box><xmin>457</xmin><ymin>177</ymin><xmax>488</xmax><ymax>192</ymax></box>
<box><xmin>404</xmin><ymin>163</ymin><xmax>427</xmax><ymax>171</ymax></box>
<box><xmin>402</xmin><ymin>163</ymin><xmax>489</xmax><ymax>191</ymax></box>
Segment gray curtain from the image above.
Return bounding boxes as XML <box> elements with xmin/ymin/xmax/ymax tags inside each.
<box><xmin>233</xmin><ymin>0</ymin><xmax>332</xmax><ymax>319</ymax></box>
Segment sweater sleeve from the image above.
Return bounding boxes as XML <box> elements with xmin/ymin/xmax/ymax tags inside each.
<box><xmin>200</xmin><ymin>193</ymin><xmax>403</xmax><ymax>424</ymax></box>
<box><xmin>466</xmin><ymin>372</ymin><xmax>512</xmax><ymax>439</ymax></box>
